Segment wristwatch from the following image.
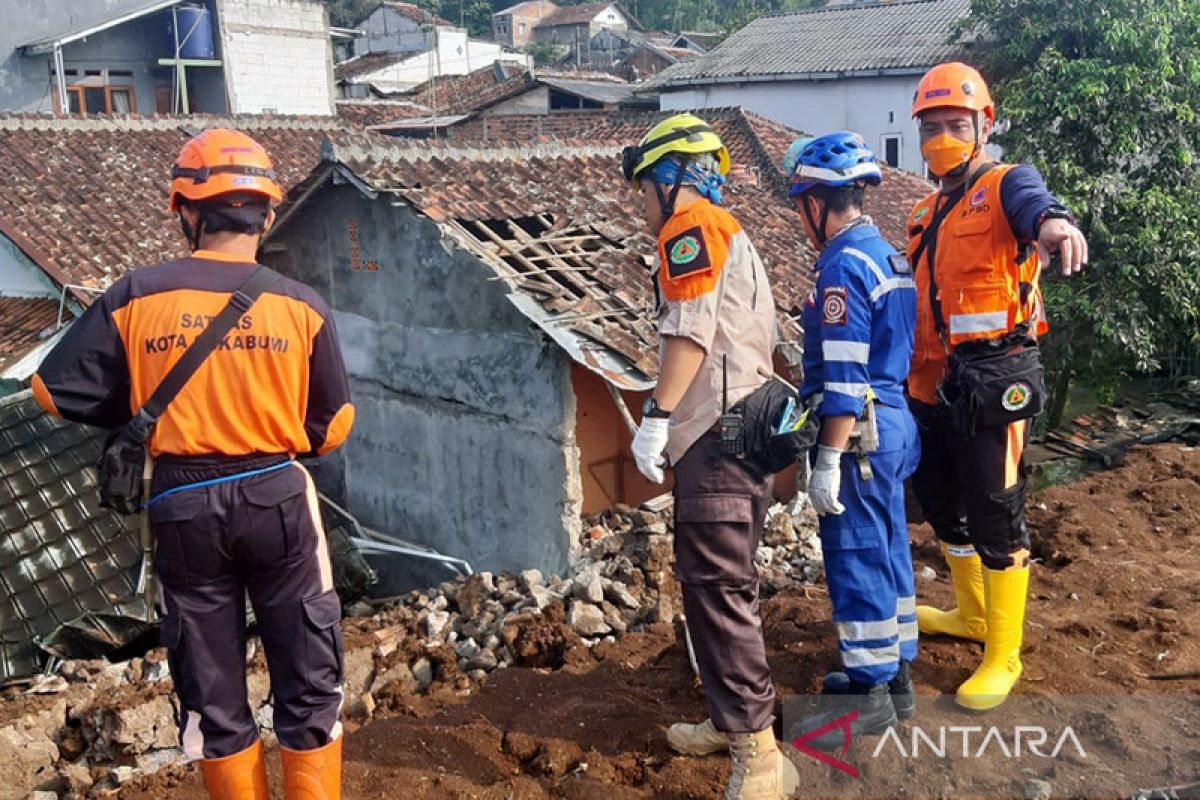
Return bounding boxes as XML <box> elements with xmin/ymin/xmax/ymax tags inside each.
<box><xmin>642</xmin><ymin>397</ymin><xmax>672</xmax><ymax>419</ymax></box>
<box><xmin>1036</xmin><ymin>205</ymin><xmax>1075</xmax><ymax>232</ymax></box>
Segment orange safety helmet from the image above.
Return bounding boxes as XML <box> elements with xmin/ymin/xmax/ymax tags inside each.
<box><xmin>168</xmin><ymin>128</ymin><xmax>283</xmax><ymax>212</ymax></box>
<box><xmin>911</xmin><ymin>62</ymin><xmax>994</xmax><ymax>121</ymax></box>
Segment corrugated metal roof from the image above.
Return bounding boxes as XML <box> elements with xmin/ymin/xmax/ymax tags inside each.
<box><xmin>642</xmin><ymin>0</ymin><xmax>969</xmax><ymax>90</ymax></box>
<box><xmin>539</xmin><ymin>77</ymin><xmax>637</xmax><ymax>105</ymax></box>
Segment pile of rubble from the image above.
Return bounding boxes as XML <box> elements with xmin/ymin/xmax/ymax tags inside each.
<box><xmin>0</xmin><ymin>502</ymin><xmax>822</xmax><ymax>798</ymax></box>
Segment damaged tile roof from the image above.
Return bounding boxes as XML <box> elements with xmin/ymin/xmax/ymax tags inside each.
<box><xmin>0</xmin><ymin>390</ymin><xmax>145</xmax><ymax>685</ymax></box>
<box><xmin>0</xmin><ymin>115</ymin><xmax>345</xmax><ymax>295</ymax></box>
<box><xmin>0</xmin><ymin>297</ymin><xmax>61</xmax><ymax>373</ymax></box>
<box><xmin>336</xmin><ymin>99</ymin><xmax>433</xmax><ymax>128</ymax></box>
<box><xmin>286</xmin><ymin>120</ymin><xmax>930</xmax><ymax>384</ymax></box>
<box><xmin>423</xmin><ymin>105</ymin><xmax>932</xmax><ymax>249</ymax></box>
<box><xmin>334</xmin><ymin>52</ymin><xmax>412</xmax><ymax>82</ymax></box>
<box><xmin>642</xmin><ymin>0</ymin><xmax>969</xmax><ymax>90</ymax></box>
<box><xmin>356</xmin><ymin>1</ymin><xmax>449</xmax><ymax>27</ymax></box>
<box><xmin>399</xmin><ymin>64</ymin><xmax>537</xmax><ymax>116</ymax></box>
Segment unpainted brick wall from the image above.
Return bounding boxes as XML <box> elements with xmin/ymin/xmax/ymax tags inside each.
<box><xmin>219</xmin><ymin>0</ymin><xmax>334</xmax><ymax>115</ymax></box>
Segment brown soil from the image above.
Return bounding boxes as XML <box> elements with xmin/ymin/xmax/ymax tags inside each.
<box><xmin>115</xmin><ymin>444</ymin><xmax>1200</xmax><ymax>799</ymax></box>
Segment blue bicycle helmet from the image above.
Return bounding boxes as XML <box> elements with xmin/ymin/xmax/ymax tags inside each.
<box><xmin>788</xmin><ymin>131</ymin><xmax>883</xmax><ymax>198</ymax></box>
<box><xmin>782</xmin><ymin>137</ymin><xmax>814</xmax><ymax>179</ymax></box>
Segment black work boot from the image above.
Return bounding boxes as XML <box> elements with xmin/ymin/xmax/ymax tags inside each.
<box><xmin>788</xmin><ymin>681</ymin><xmax>898</xmax><ymax>752</ymax></box>
<box><xmin>823</xmin><ymin>661</ymin><xmax>915</xmax><ymax>720</ymax></box>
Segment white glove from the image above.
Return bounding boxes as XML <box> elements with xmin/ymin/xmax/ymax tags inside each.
<box><xmin>808</xmin><ymin>445</ymin><xmax>846</xmax><ymax>516</ymax></box>
<box><xmin>631</xmin><ymin>417</ymin><xmax>671</xmax><ymax>484</ymax></box>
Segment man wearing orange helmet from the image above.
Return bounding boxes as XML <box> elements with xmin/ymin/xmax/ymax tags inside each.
<box><xmin>32</xmin><ymin>128</ymin><xmax>354</xmax><ymax>799</ymax></box>
<box><xmin>907</xmin><ymin>63</ymin><xmax>1086</xmax><ymax>711</ymax></box>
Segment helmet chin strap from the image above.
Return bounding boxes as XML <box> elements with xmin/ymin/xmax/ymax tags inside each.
<box><xmin>180</xmin><ymin>212</ymin><xmax>203</xmax><ymax>251</ymax></box>
<box><xmin>653</xmin><ymin>157</ymin><xmax>691</xmax><ymax>221</ymax></box>
<box><xmin>800</xmin><ymin>194</ymin><xmax>830</xmax><ymax>249</ymax></box>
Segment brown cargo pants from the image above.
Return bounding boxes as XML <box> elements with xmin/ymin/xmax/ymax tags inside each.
<box><xmin>673</xmin><ymin>430</ymin><xmax>775</xmax><ymax>733</ymax></box>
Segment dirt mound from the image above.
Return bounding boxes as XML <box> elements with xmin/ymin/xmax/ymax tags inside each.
<box><xmin>115</xmin><ymin>445</ymin><xmax>1200</xmax><ymax>799</ymax></box>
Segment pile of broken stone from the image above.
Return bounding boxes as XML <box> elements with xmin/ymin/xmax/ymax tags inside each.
<box><xmin>1</xmin><ymin>502</ymin><xmax>822</xmax><ymax>798</ymax></box>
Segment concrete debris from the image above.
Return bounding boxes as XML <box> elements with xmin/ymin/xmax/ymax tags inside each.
<box><xmin>568</xmin><ymin>600</ymin><xmax>612</xmax><ymax>637</ymax></box>
<box><xmin>0</xmin><ymin>502</ymin><xmax>822</xmax><ymax>798</ymax></box>
<box><xmin>918</xmin><ymin>565</ymin><xmax>939</xmax><ymax>583</ymax></box>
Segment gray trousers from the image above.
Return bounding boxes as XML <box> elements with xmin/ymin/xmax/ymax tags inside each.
<box><xmin>673</xmin><ymin>430</ymin><xmax>775</xmax><ymax>733</ymax></box>
<box><xmin>150</xmin><ymin>456</ymin><xmax>344</xmax><ymax>760</ymax></box>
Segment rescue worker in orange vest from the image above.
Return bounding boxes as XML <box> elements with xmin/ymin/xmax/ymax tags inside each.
<box><xmin>32</xmin><ymin>129</ymin><xmax>354</xmax><ymax>799</ymax></box>
<box><xmin>907</xmin><ymin>63</ymin><xmax>1087</xmax><ymax>710</ymax></box>
<box><xmin>622</xmin><ymin>114</ymin><xmax>799</xmax><ymax>800</ymax></box>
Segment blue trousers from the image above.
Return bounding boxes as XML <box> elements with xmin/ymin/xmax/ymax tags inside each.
<box><xmin>816</xmin><ymin>403</ymin><xmax>921</xmax><ymax>686</ymax></box>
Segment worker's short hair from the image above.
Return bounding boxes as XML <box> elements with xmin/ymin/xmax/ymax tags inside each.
<box><xmin>807</xmin><ymin>183</ymin><xmax>866</xmax><ymax>214</ymax></box>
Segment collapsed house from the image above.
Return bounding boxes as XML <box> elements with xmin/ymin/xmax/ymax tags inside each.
<box><xmin>263</xmin><ymin>111</ymin><xmax>932</xmax><ymax>581</ymax></box>
<box><xmin>0</xmin><ymin>108</ymin><xmax>931</xmax><ymax>682</ymax></box>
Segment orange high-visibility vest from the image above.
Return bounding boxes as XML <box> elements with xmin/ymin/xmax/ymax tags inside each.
<box><xmin>907</xmin><ymin>164</ymin><xmax>1049</xmax><ymax>405</ymax></box>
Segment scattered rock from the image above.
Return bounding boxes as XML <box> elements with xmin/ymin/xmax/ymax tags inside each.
<box><xmin>345</xmin><ymin>601</ymin><xmax>375</xmax><ymax>618</ymax></box>
<box><xmin>568</xmin><ymin>600</ymin><xmax>611</xmax><ymax>637</ymax></box>
<box><xmin>603</xmin><ymin>579</ymin><xmax>639</xmax><ymax>610</ymax></box>
<box><xmin>425</xmin><ymin>610</ymin><xmax>451</xmax><ymax>639</ymax></box>
<box><xmin>572</xmin><ymin>573</ymin><xmax>605</xmax><ymax>604</ymax></box>
<box><xmin>917</xmin><ymin>565</ymin><xmax>938</xmax><ymax>582</ymax></box>
<box><xmin>411</xmin><ymin>658</ymin><xmax>434</xmax><ymax>691</ymax></box>
<box><xmin>519</xmin><ymin>569</ymin><xmax>544</xmax><ymax>591</ymax></box>
<box><xmin>1024</xmin><ymin>777</ymin><xmax>1052</xmax><ymax>800</ymax></box>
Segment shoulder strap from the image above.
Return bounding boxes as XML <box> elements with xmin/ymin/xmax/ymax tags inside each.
<box><xmin>911</xmin><ymin>162</ymin><xmax>997</xmax><ymax>337</ymax></box>
<box><xmin>141</xmin><ymin>265</ymin><xmax>282</xmax><ymax>421</ymax></box>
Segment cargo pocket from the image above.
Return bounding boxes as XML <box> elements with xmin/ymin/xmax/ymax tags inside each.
<box><xmin>674</xmin><ymin>494</ymin><xmax>757</xmax><ymax>584</ymax></box>
<box><xmin>238</xmin><ymin>466</ymin><xmax>309</xmax><ymax>569</ymax></box>
<box><xmin>983</xmin><ymin>480</ymin><xmax>1030</xmax><ymax>558</ymax></box>
<box><xmin>158</xmin><ymin>612</ymin><xmax>199</xmax><ymax>735</ymax></box>
<box><xmin>149</xmin><ymin>492</ymin><xmax>209</xmax><ymax>587</ymax></box>
<box><xmin>302</xmin><ymin>589</ymin><xmax>344</xmax><ymax>692</ymax></box>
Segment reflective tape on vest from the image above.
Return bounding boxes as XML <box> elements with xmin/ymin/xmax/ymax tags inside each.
<box><xmin>949</xmin><ymin>310</ymin><xmax>1009</xmax><ymax>336</ymax></box>
<box><xmin>823</xmin><ymin>340</ymin><xmax>871</xmax><ymax>364</ymax></box>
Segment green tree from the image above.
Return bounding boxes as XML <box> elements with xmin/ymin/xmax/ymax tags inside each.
<box><xmin>961</xmin><ymin>0</ymin><xmax>1200</xmax><ymax>423</ymax></box>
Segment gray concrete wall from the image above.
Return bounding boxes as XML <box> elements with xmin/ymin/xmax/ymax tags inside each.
<box><xmin>351</xmin><ymin>6</ymin><xmax>428</xmax><ymax>57</ymax></box>
<box><xmin>0</xmin><ymin>0</ymin><xmax>227</xmax><ymax>114</ymax></box>
<box><xmin>265</xmin><ymin>183</ymin><xmax>582</xmax><ymax>580</ymax></box>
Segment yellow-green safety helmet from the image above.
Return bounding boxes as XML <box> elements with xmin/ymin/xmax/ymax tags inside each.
<box><xmin>621</xmin><ymin>113</ymin><xmax>731</xmax><ymax>185</ymax></box>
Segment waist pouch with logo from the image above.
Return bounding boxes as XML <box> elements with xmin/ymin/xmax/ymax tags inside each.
<box><xmin>738</xmin><ymin>379</ymin><xmax>819</xmax><ymax>473</ymax></box>
<box><xmin>941</xmin><ymin>340</ymin><xmax>1045</xmax><ymax>436</ymax></box>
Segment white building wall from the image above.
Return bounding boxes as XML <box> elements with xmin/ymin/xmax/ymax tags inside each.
<box><xmin>356</xmin><ymin>29</ymin><xmax>532</xmax><ymax>93</ymax></box>
<box><xmin>218</xmin><ymin>0</ymin><xmax>334</xmax><ymax>115</ymax></box>
<box><xmin>660</xmin><ymin>75</ymin><xmax>928</xmax><ymax>175</ymax></box>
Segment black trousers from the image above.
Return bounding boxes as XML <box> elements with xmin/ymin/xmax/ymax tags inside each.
<box><xmin>908</xmin><ymin>400</ymin><xmax>1032</xmax><ymax>570</ymax></box>
<box><xmin>150</xmin><ymin>456</ymin><xmax>344</xmax><ymax>760</ymax></box>
<box><xmin>673</xmin><ymin>430</ymin><xmax>775</xmax><ymax>733</ymax></box>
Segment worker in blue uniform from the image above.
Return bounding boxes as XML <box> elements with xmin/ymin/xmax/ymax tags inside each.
<box><xmin>785</xmin><ymin>132</ymin><xmax>921</xmax><ymax>749</ymax></box>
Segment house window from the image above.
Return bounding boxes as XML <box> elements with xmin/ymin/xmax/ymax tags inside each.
<box><xmin>54</xmin><ymin>68</ymin><xmax>138</xmax><ymax>115</ymax></box>
<box><xmin>519</xmin><ymin>22</ymin><xmax>526</xmax><ymax>34</ymax></box>
<box><xmin>881</xmin><ymin>134</ymin><xmax>901</xmax><ymax>168</ymax></box>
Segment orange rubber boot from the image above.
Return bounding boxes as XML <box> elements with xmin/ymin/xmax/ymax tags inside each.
<box><xmin>199</xmin><ymin>740</ymin><xmax>269</xmax><ymax>800</ymax></box>
<box><xmin>281</xmin><ymin>737</ymin><xmax>343</xmax><ymax>800</ymax></box>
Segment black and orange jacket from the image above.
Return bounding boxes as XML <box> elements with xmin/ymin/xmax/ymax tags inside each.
<box><xmin>32</xmin><ymin>251</ymin><xmax>354</xmax><ymax>458</ymax></box>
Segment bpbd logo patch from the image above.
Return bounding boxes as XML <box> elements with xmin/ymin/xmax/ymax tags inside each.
<box><xmin>663</xmin><ymin>225</ymin><xmax>712</xmax><ymax>279</ymax></box>
<box><xmin>670</xmin><ymin>236</ymin><xmax>701</xmax><ymax>265</ymax></box>
<box><xmin>1002</xmin><ymin>382</ymin><xmax>1033</xmax><ymax>412</ymax></box>
<box><xmin>823</xmin><ymin>286</ymin><xmax>849</xmax><ymax>325</ymax></box>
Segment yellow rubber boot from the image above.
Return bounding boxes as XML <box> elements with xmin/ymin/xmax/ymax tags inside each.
<box><xmin>281</xmin><ymin>737</ymin><xmax>342</xmax><ymax>800</ymax></box>
<box><xmin>199</xmin><ymin>740</ymin><xmax>269</xmax><ymax>800</ymax></box>
<box><xmin>917</xmin><ymin>543</ymin><xmax>986</xmax><ymax>641</ymax></box>
<box><xmin>956</xmin><ymin>565</ymin><xmax>1030</xmax><ymax>711</ymax></box>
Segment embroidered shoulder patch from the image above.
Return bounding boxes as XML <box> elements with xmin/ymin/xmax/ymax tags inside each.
<box><xmin>888</xmin><ymin>254</ymin><xmax>912</xmax><ymax>274</ymax></box>
<box><xmin>822</xmin><ymin>286</ymin><xmax>849</xmax><ymax>325</ymax></box>
<box><xmin>663</xmin><ymin>225</ymin><xmax>712</xmax><ymax>280</ymax></box>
